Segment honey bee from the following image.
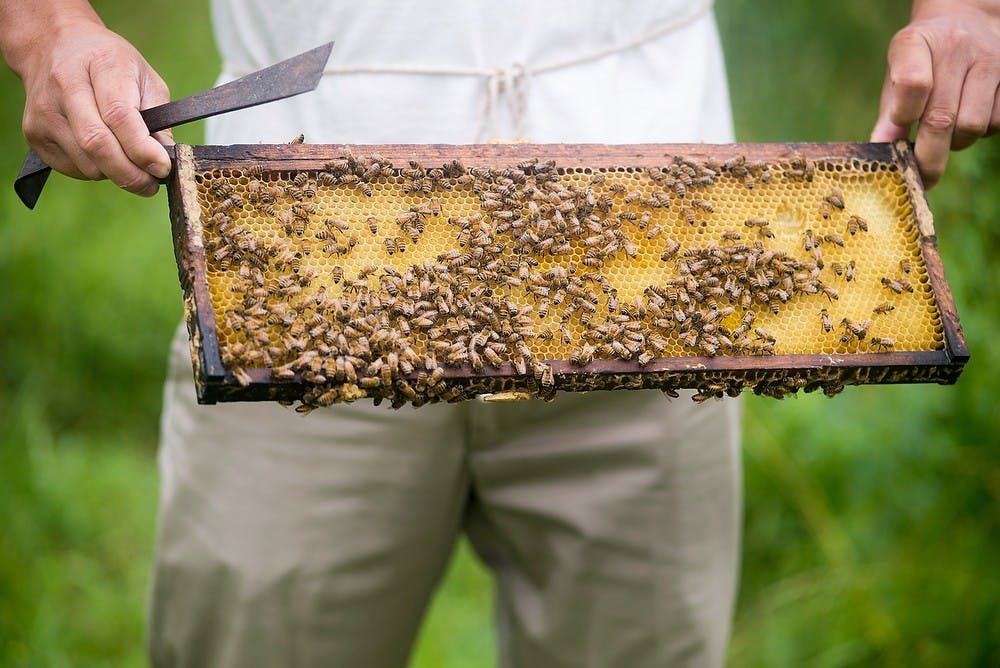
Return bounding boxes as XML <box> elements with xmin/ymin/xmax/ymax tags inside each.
<box><xmin>721</xmin><ymin>230</ymin><xmax>741</xmax><ymax>241</ymax></box>
<box><xmin>812</xmin><ymin>245</ymin><xmax>825</xmax><ymax>269</ymax></box>
<box><xmin>899</xmin><ymin>258</ymin><xmax>912</xmax><ymax>274</ymax></box>
<box><xmin>881</xmin><ymin>277</ymin><xmax>905</xmax><ymax>294</ymax></box>
<box><xmin>570</xmin><ymin>344</ymin><xmax>596</xmax><ymax>366</ymax></box>
<box><xmin>231</xmin><ymin>367</ymin><xmax>253</xmax><ymax>387</ymax></box>
<box><xmin>831</xmin><ymin>262</ymin><xmax>844</xmax><ymax>277</ymax></box>
<box><xmin>821</xmin><ymin>284</ymin><xmax>839</xmax><ymax>301</ymax></box>
<box><xmin>825</xmin><ymin>188</ymin><xmax>845</xmax><ymax>209</ymax></box>
<box><xmin>479</xmin><ymin>347</ymin><xmax>502</xmax><ymax>369</ymax></box>
<box><xmin>324</xmin><ymin>218</ymin><xmax>349</xmax><ymax>232</ymax></box>
<box><xmin>872</xmin><ymin>302</ymin><xmax>895</xmax><ymax>315</ymax></box>
<box><xmin>870</xmin><ymin>336</ymin><xmax>894</xmax><ymax>350</ymax></box>
<box><xmin>820</xmin><ymin>308</ymin><xmax>833</xmax><ymax>333</ymax></box>
<box><xmin>246</xmin><ymin>179</ymin><xmax>262</xmax><ymax>202</ymax></box>
<box><xmin>215</xmin><ymin>195</ymin><xmax>243</xmax><ymax>213</ymax></box>
<box><xmin>606</xmin><ymin>289</ymin><xmax>620</xmax><ymax>313</ymax></box>
<box><xmin>841</xmin><ymin>318</ymin><xmax>871</xmax><ymax>341</ymax></box>
<box><xmin>745</xmin><ymin>217</ymin><xmax>773</xmax><ymax>238</ymax></box>
<box><xmin>845</xmin><ymin>260</ymin><xmax>857</xmax><ymax>282</ymax></box>
<box><xmin>357</xmin><ymin>264</ymin><xmax>379</xmax><ymax>280</ymax></box>
<box><xmin>847</xmin><ymin>215</ymin><xmax>868</xmax><ymax>235</ymax></box>
<box><xmin>537</xmin><ymin>363</ymin><xmax>556</xmax><ymax>396</ymax></box>
<box><xmin>754</xmin><ymin>327</ymin><xmax>775</xmax><ymax>344</ymax></box>
<box><xmin>823</xmin><ymin>234</ymin><xmax>844</xmax><ymax>247</ymax></box>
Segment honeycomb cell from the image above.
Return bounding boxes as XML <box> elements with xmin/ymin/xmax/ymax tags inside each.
<box><xmin>193</xmin><ymin>152</ymin><xmax>945</xmax><ymax>406</ymax></box>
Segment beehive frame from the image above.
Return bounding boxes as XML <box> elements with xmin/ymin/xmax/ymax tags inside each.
<box><xmin>167</xmin><ymin>141</ymin><xmax>967</xmax><ymax>407</ymax></box>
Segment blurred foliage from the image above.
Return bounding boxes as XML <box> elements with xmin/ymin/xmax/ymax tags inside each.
<box><xmin>1</xmin><ymin>0</ymin><xmax>998</xmax><ymax>666</ymax></box>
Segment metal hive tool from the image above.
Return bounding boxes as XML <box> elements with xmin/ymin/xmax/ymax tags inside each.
<box><xmin>166</xmin><ymin>141</ymin><xmax>967</xmax><ymax>409</ymax></box>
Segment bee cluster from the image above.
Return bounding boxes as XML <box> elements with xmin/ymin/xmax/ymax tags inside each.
<box><xmin>195</xmin><ymin>149</ymin><xmax>939</xmax><ymax>410</ymax></box>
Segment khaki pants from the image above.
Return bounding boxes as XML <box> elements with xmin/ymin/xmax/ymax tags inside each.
<box><xmin>149</xmin><ymin>326</ymin><xmax>742</xmax><ymax>667</ymax></box>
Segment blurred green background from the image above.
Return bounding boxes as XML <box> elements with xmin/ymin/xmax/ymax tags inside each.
<box><xmin>1</xmin><ymin>1</ymin><xmax>998</xmax><ymax>666</ymax></box>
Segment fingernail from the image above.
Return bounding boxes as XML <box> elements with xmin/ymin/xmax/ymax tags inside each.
<box><xmin>141</xmin><ymin>182</ymin><xmax>160</xmax><ymax>197</ymax></box>
<box><xmin>149</xmin><ymin>161</ymin><xmax>171</xmax><ymax>179</ymax></box>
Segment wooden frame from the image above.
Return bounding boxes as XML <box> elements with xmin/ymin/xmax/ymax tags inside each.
<box><xmin>167</xmin><ymin>141</ymin><xmax>968</xmax><ymax>405</ymax></box>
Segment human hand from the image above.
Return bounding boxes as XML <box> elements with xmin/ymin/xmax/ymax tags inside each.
<box><xmin>14</xmin><ymin>18</ymin><xmax>172</xmax><ymax>196</ymax></box>
<box><xmin>870</xmin><ymin>0</ymin><xmax>1000</xmax><ymax>189</ymax></box>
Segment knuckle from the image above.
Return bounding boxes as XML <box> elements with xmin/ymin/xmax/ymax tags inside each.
<box><xmin>152</xmin><ymin>76</ymin><xmax>170</xmax><ymax>102</ymax></box>
<box><xmin>22</xmin><ymin>114</ymin><xmax>45</xmax><ymax>144</ymax></box>
<box><xmin>88</xmin><ymin>44</ymin><xmax>125</xmax><ymax>71</ymax></box>
<box><xmin>78</xmin><ymin>123</ymin><xmax>115</xmax><ymax>156</ymax></box>
<box><xmin>890</xmin><ymin>27</ymin><xmax>922</xmax><ymax>48</ymax></box>
<box><xmin>100</xmin><ymin>99</ymin><xmax>135</xmax><ymax>130</ymax></box>
<box><xmin>921</xmin><ymin>107</ymin><xmax>957</xmax><ymax>132</ymax></box>
<box><xmin>48</xmin><ymin>62</ymin><xmax>78</xmax><ymax>92</ymax></box>
<box><xmin>973</xmin><ymin>50</ymin><xmax>1000</xmax><ymax>72</ymax></box>
<box><xmin>891</xmin><ymin>67</ymin><xmax>932</xmax><ymax>94</ymax></box>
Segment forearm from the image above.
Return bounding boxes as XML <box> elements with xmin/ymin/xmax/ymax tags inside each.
<box><xmin>0</xmin><ymin>0</ymin><xmax>103</xmax><ymax>79</ymax></box>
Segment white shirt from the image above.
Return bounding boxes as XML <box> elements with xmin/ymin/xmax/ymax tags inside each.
<box><xmin>206</xmin><ymin>1</ymin><xmax>733</xmax><ymax>145</ymax></box>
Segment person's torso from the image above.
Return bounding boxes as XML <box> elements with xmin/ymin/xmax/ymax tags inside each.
<box><xmin>206</xmin><ymin>1</ymin><xmax>734</xmax><ymax>145</ymax></box>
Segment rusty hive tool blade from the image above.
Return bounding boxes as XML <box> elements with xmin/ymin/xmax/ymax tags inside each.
<box><xmin>13</xmin><ymin>41</ymin><xmax>334</xmax><ymax>209</ymax></box>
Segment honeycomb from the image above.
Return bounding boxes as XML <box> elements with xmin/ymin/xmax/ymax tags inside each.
<box><xmin>189</xmin><ymin>149</ymin><xmax>945</xmax><ymax>408</ymax></box>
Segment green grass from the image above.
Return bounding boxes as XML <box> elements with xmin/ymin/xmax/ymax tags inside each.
<box><xmin>2</xmin><ymin>1</ymin><xmax>999</xmax><ymax>666</ymax></box>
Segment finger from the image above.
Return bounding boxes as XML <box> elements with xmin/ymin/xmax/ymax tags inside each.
<box><xmin>32</xmin><ymin>133</ymin><xmax>99</xmax><ymax>180</ymax></box>
<box><xmin>91</xmin><ymin>62</ymin><xmax>172</xmax><ymax>179</ymax></box>
<box><xmin>22</xmin><ymin>110</ymin><xmax>101</xmax><ymax>180</ymax></box>
<box><xmin>59</xmin><ymin>80</ymin><xmax>160</xmax><ymax>195</ymax></box>
<box><xmin>913</xmin><ymin>47</ymin><xmax>967</xmax><ymax>189</ymax></box>
<box><xmin>952</xmin><ymin>65</ymin><xmax>999</xmax><ymax>149</ymax></box>
<box><xmin>871</xmin><ymin>70</ymin><xmax>912</xmax><ymax>142</ymax></box>
<box><xmin>886</xmin><ymin>30</ymin><xmax>934</xmax><ymax>128</ymax></box>
<box><xmin>152</xmin><ymin>127</ymin><xmax>175</xmax><ymax>147</ymax></box>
